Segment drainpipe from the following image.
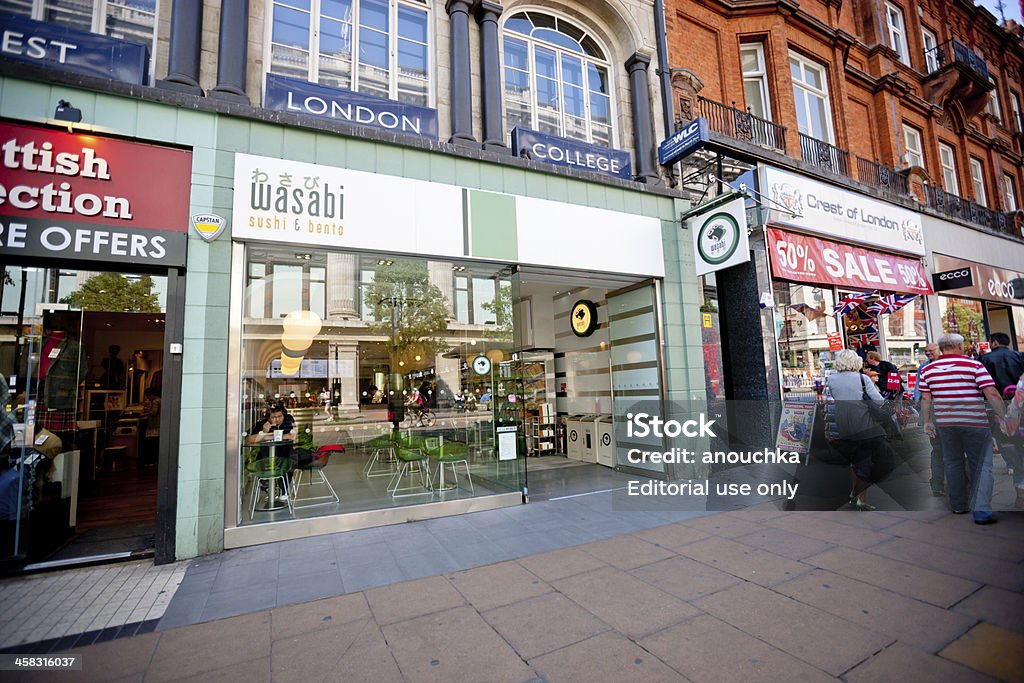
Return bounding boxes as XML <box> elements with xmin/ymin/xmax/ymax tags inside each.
<box><xmin>654</xmin><ymin>0</ymin><xmax>678</xmax><ymax>186</ymax></box>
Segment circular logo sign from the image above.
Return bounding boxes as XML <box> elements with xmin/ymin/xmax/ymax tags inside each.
<box><xmin>570</xmin><ymin>300</ymin><xmax>598</xmax><ymax>337</ymax></box>
<box><xmin>601</xmin><ymin>433</ymin><xmax>611</xmax><ymax>447</ymax></box>
<box><xmin>472</xmin><ymin>354</ymin><xmax>492</xmax><ymax>376</ymax></box>
<box><xmin>697</xmin><ymin>211</ymin><xmax>741</xmax><ymax>266</ymax></box>
<box><xmin>569</xmin><ymin>429</ymin><xmax>578</xmax><ymax>442</ymax></box>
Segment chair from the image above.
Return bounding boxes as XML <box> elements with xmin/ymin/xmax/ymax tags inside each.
<box><xmin>424</xmin><ymin>439</ymin><xmax>473</xmax><ymax>494</ymax></box>
<box><xmin>292</xmin><ymin>444</ymin><xmax>342</xmax><ymax>507</ymax></box>
<box><xmin>108</xmin><ymin>424</ymin><xmax>139</xmax><ymax>465</ymax></box>
<box><xmin>249</xmin><ymin>455</ymin><xmax>294</xmax><ymax>517</ymax></box>
<box><xmin>364</xmin><ymin>433</ymin><xmax>398</xmax><ymax>478</ymax></box>
<box><xmin>387</xmin><ymin>445</ymin><xmax>433</xmax><ymax>498</ymax></box>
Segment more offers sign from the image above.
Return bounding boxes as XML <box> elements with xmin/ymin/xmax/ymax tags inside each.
<box><xmin>689</xmin><ymin>196</ymin><xmax>751</xmax><ymax>276</ymax></box>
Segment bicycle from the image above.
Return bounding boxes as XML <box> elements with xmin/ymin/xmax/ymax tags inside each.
<box><xmin>402</xmin><ymin>406</ymin><xmax>436</xmax><ymax>428</ymax></box>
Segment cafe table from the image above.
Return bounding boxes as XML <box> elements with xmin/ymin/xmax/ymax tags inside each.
<box><xmin>254</xmin><ymin>439</ymin><xmax>293</xmax><ymax>512</ymax></box>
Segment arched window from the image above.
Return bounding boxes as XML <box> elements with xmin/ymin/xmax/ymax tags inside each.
<box><xmin>268</xmin><ymin>0</ymin><xmax>431</xmax><ymax>105</ymax></box>
<box><xmin>502</xmin><ymin>11</ymin><xmax>614</xmax><ymax>146</ymax></box>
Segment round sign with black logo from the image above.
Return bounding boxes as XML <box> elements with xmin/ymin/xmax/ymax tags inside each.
<box><xmin>601</xmin><ymin>433</ymin><xmax>611</xmax><ymax>446</ymax></box>
<box><xmin>571</xmin><ymin>300</ymin><xmax>598</xmax><ymax>337</ymax></box>
<box><xmin>697</xmin><ymin>211</ymin><xmax>741</xmax><ymax>265</ymax></box>
<box><xmin>472</xmin><ymin>354</ymin><xmax>492</xmax><ymax>376</ymax></box>
<box><xmin>569</xmin><ymin>430</ymin><xmax>578</xmax><ymax>442</ymax></box>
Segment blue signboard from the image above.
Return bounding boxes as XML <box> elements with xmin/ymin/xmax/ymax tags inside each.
<box><xmin>0</xmin><ymin>13</ymin><xmax>149</xmax><ymax>85</ymax></box>
<box><xmin>265</xmin><ymin>73</ymin><xmax>438</xmax><ymax>140</ymax></box>
<box><xmin>511</xmin><ymin>127</ymin><xmax>632</xmax><ymax>180</ymax></box>
<box><xmin>658</xmin><ymin>118</ymin><xmax>710</xmax><ymax>166</ymax></box>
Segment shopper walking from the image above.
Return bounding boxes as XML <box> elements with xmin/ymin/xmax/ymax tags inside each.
<box><xmin>919</xmin><ymin>333</ymin><xmax>1006</xmax><ymax>524</ymax></box>
<box><xmin>914</xmin><ymin>343</ymin><xmax>945</xmax><ymax>496</ymax></box>
<box><xmin>979</xmin><ymin>333</ymin><xmax>1024</xmax><ymax>394</ymax></box>
<box><xmin>999</xmin><ymin>375</ymin><xmax>1024</xmax><ymax>509</ymax></box>
<box><xmin>826</xmin><ymin>349</ymin><xmax>886</xmax><ymax>511</ymax></box>
<box><xmin>865</xmin><ymin>350</ymin><xmax>903</xmax><ymax>400</ymax></box>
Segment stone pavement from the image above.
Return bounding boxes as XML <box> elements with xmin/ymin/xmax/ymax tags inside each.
<box><xmin>3</xmin><ymin>508</ymin><xmax>1022</xmax><ymax>682</ymax></box>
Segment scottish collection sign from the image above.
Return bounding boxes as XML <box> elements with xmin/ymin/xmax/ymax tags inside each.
<box><xmin>264</xmin><ymin>73</ymin><xmax>438</xmax><ymax>140</ymax></box>
<box><xmin>511</xmin><ymin>128</ymin><xmax>632</xmax><ymax>180</ymax></box>
<box><xmin>658</xmin><ymin>118</ymin><xmax>709</xmax><ymax>166</ymax></box>
<box><xmin>0</xmin><ymin>13</ymin><xmax>149</xmax><ymax>84</ymax></box>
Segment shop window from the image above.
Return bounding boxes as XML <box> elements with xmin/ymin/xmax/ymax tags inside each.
<box><xmin>244</xmin><ymin>256</ymin><xmax>328</xmax><ymax>320</ymax></box>
<box><xmin>775</xmin><ymin>282</ymin><xmax>838</xmax><ymax>392</ymax></box>
<box><xmin>938</xmin><ymin>142</ymin><xmax>959</xmax><ymax>194</ymax></box>
<box><xmin>939</xmin><ymin>296</ymin><xmax>985</xmax><ymax>350</ymax></box>
<box><xmin>741</xmin><ymin>44</ymin><xmax>772</xmax><ymax>121</ymax></box>
<box><xmin>789</xmin><ymin>51</ymin><xmax>834</xmax><ymax>144</ymax></box>
<box><xmin>5</xmin><ymin>0</ymin><xmax>157</xmax><ymax>77</ymax></box>
<box><xmin>969</xmin><ymin>157</ymin><xmax>987</xmax><ymax>206</ymax></box>
<box><xmin>902</xmin><ymin>124</ymin><xmax>923</xmax><ymax>167</ymax></box>
<box><xmin>1003</xmin><ymin>173</ymin><xmax>1018</xmax><ymax>212</ymax></box>
<box><xmin>502</xmin><ymin>11</ymin><xmax>614</xmax><ymax>146</ymax></box>
<box><xmin>267</xmin><ymin>0</ymin><xmax>432</xmax><ymax>106</ymax></box>
<box><xmin>884</xmin><ymin>3</ymin><xmax>910</xmax><ymax>65</ymax></box>
<box><xmin>922</xmin><ymin>27</ymin><xmax>938</xmax><ymax>73</ymax></box>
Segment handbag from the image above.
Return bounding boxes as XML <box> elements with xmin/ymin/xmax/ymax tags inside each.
<box><xmin>860</xmin><ymin>374</ymin><xmax>890</xmax><ymax>424</ymax></box>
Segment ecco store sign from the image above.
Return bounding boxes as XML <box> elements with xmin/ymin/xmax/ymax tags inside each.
<box><xmin>933</xmin><ymin>254</ymin><xmax>1023</xmax><ymax>304</ymax></box>
<box><xmin>759</xmin><ymin>166</ymin><xmax>925</xmax><ymax>256</ymax></box>
<box><xmin>0</xmin><ymin>122</ymin><xmax>191</xmax><ymax>267</ymax></box>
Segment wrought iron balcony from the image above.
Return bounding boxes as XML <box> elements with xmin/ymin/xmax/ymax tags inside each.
<box><xmin>925</xmin><ymin>38</ymin><xmax>989</xmax><ymax>81</ymax></box>
<box><xmin>855</xmin><ymin>157</ymin><xmax>908</xmax><ymax>195</ymax></box>
<box><xmin>798</xmin><ymin>133</ymin><xmax>850</xmax><ymax>178</ymax></box>
<box><xmin>924</xmin><ymin>185</ymin><xmax>1016</xmax><ymax>236</ymax></box>
<box><xmin>694</xmin><ymin>96</ymin><xmax>787</xmax><ymax>153</ymax></box>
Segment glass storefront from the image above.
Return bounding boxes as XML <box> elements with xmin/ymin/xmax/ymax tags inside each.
<box><xmin>236</xmin><ymin>245</ymin><xmax>525</xmax><ymax>525</ymax></box>
<box><xmin>937</xmin><ymin>295</ymin><xmax>1024</xmax><ymax>353</ymax></box>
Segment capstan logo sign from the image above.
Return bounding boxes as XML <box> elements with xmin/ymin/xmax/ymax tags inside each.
<box><xmin>0</xmin><ymin>122</ymin><xmax>192</xmax><ymax>267</ymax></box>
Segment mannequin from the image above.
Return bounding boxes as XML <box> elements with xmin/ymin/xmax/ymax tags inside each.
<box><xmin>101</xmin><ymin>345</ymin><xmax>125</xmax><ymax>390</ymax></box>
<box><xmin>38</xmin><ymin>312</ymin><xmax>87</xmax><ymax>432</ymax></box>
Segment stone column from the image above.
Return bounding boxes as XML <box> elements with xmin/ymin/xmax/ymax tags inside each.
<box><xmin>330</xmin><ymin>340</ymin><xmax>360</xmax><ymax>414</ymax></box>
<box><xmin>209</xmin><ymin>0</ymin><xmax>249</xmax><ymax>103</ymax></box>
<box><xmin>475</xmin><ymin>1</ymin><xmax>505</xmax><ymax>151</ymax></box>
<box><xmin>157</xmin><ymin>0</ymin><xmax>203</xmax><ymax>95</ymax></box>
<box><xmin>446</xmin><ymin>0</ymin><xmax>476</xmax><ymax>147</ymax></box>
<box><xmin>327</xmin><ymin>254</ymin><xmax>358</xmax><ymax>319</ymax></box>
<box><xmin>625</xmin><ymin>52</ymin><xmax>659</xmax><ymax>184</ymax></box>
<box><xmin>428</xmin><ymin>261</ymin><xmax>456</xmax><ymax>319</ymax></box>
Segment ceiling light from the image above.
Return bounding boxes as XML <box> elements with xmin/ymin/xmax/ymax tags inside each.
<box><xmin>377</xmin><ymin>259</ymin><xmax>394</xmax><ymax>266</ymax></box>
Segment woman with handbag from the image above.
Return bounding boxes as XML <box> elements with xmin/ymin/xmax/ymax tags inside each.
<box><xmin>826</xmin><ymin>350</ymin><xmax>887</xmax><ymax>511</ymax></box>
<box><xmin>1000</xmin><ymin>373</ymin><xmax>1024</xmax><ymax>509</ymax></box>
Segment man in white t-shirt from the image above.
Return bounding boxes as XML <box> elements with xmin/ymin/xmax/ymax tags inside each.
<box><xmin>919</xmin><ymin>333</ymin><xmax>1006</xmax><ymax>525</ymax></box>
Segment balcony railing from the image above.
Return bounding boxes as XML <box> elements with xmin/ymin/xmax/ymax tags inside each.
<box><xmin>924</xmin><ymin>38</ymin><xmax>989</xmax><ymax>81</ymax></box>
<box><xmin>799</xmin><ymin>133</ymin><xmax>850</xmax><ymax>178</ymax></box>
<box><xmin>695</xmin><ymin>97</ymin><xmax>787</xmax><ymax>153</ymax></box>
<box><xmin>856</xmin><ymin>157</ymin><xmax>908</xmax><ymax>195</ymax></box>
<box><xmin>924</xmin><ymin>185</ymin><xmax>1016</xmax><ymax>235</ymax></box>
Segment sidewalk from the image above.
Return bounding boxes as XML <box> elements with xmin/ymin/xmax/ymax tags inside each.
<box><xmin>2</xmin><ymin>506</ymin><xmax>1022</xmax><ymax>682</ymax></box>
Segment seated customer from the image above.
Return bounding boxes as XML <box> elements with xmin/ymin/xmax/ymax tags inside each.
<box><xmin>246</xmin><ymin>404</ymin><xmax>296</xmax><ymax>447</ymax></box>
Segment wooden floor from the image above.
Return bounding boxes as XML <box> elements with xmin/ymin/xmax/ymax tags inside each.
<box><xmin>77</xmin><ymin>466</ymin><xmax>158</xmax><ymax>531</ymax></box>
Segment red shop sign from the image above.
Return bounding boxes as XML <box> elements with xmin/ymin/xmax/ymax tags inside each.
<box><xmin>767</xmin><ymin>228</ymin><xmax>933</xmax><ymax>295</ymax></box>
<box><xmin>827</xmin><ymin>332</ymin><xmax>843</xmax><ymax>351</ymax></box>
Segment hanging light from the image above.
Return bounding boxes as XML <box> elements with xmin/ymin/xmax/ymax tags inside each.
<box><xmin>283</xmin><ymin>310</ymin><xmax>322</xmax><ymax>338</ymax></box>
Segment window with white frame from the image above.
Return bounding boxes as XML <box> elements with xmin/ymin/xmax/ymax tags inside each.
<box><xmin>938</xmin><ymin>142</ymin><xmax>959</xmax><ymax>194</ymax></box>
<box><xmin>969</xmin><ymin>157</ymin><xmax>987</xmax><ymax>206</ymax></box>
<box><xmin>502</xmin><ymin>11</ymin><xmax>614</xmax><ymax>146</ymax></box>
<box><xmin>741</xmin><ymin>44</ymin><xmax>772</xmax><ymax>120</ymax></box>
<box><xmin>921</xmin><ymin>27</ymin><xmax>938</xmax><ymax>73</ymax></box>
<box><xmin>1011</xmin><ymin>91</ymin><xmax>1023</xmax><ymax>132</ymax></box>
<box><xmin>2</xmin><ymin>0</ymin><xmax>158</xmax><ymax>77</ymax></box>
<box><xmin>902</xmin><ymin>124</ymin><xmax>923</xmax><ymax>167</ymax></box>
<box><xmin>268</xmin><ymin>0</ymin><xmax>431</xmax><ymax>105</ymax></box>
<box><xmin>885</xmin><ymin>3</ymin><xmax>910</xmax><ymax>64</ymax></box>
<box><xmin>790</xmin><ymin>52</ymin><xmax>833</xmax><ymax>143</ymax></box>
<box><xmin>987</xmin><ymin>77</ymin><xmax>1002</xmax><ymax>122</ymax></box>
<box><xmin>1003</xmin><ymin>174</ymin><xmax>1018</xmax><ymax>211</ymax></box>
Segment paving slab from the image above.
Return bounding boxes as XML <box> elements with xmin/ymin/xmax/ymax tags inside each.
<box><xmin>514</xmin><ymin>546</ymin><xmax>609</xmax><ymax>582</ymax></box>
<box><xmin>732</xmin><ymin>526</ymin><xmax>837</xmax><ymax>560</ymax></box>
<box><xmin>882</xmin><ymin>518</ymin><xmax>1024</xmax><ymax>563</ymax></box>
<box><xmin>674</xmin><ymin>537</ymin><xmax>811</xmax><ymax>587</ymax></box>
<box><xmin>867</xmin><ymin>537</ymin><xmax>1024</xmax><ymax>592</ymax></box>
<box><xmin>630</xmin><ymin>522</ymin><xmax>710</xmax><ymax>549</ymax></box>
<box><xmin>446</xmin><ymin>561</ymin><xmax>552</xmax><ymax>612</ymax></box>
<box><xmin>553</xmin><ymin>566</ymin><xmax>700</xmax><ymax>639</ymax></box>
<box><xmin>803</xmin><ymin>546</ymin><xmax>981</xmax><ymax>608</ymax></box>
<box><xmin>629</xmin><ymin>555</ymin><xmax>741</xmax><ymax>601</ymax></box>
<box><xmin>845</xmin><ymin>641</ymin><xmax>998</xmax><ymax>683</ymax></box>
<box><xmin>364</xmin><ymin>575</ymin><xmax>465</xmax><ymax>626</ymax></box>
<box><xmin>679</xmin><ymin>513</ymin><xmax>768</xmax><ymax>538</ymax></box>
<box><xmin>761</xmin><ymin>514</ymin><xmax>895</xmax><ymax>550</ymax></box>
<box><xmin>144</xmin><ymin>610</ymin><xmax>272</xmax><ymax>683</ymax></box>
<box><xmin>269</xmin><ymin>591</ymin><xmax>372</xmax><ymax>641</ymax></box>
<box><xmin>939</xmin><ymin>622</ymin><xmax>1024</xmax><ymax>683</ymax></box>
<box><xmin>270</xmin><ymin>617</ymin><xmax>400</xmax><ymax>682</ymax></box>
<box><xmin>693</xmin><ymin>582</ymin><xmax>893</xmax><ymax>676</ymax></box>
<box><xmin>773</xmin><ymin>568</ymin><xmax>977</xmax><ymax>652</ymax></box>
<box><xmin>481</xmin><ymin>591</ymin><xmax>609</xmax><ymax>660</ymax></box>
<box><xmin>530</xmin><ymin>631</ymin><xmax>689</xmax><ymax>683</ymax></box>
<box><xmin>952</xmin><ymin>586</ymin><xmax>1024</xmax><ymax>634</ymax></box>
<box><xmin>579</xmin><ymin>534</ymin><xmax>677</xmax><ymax>569</ymax></box>
<box><xmin>381</xmin><ymin>606</ymin><xmax>535</xmax><ymax>683</ymax></box>
<box><xmin>641</xmin><ymin>614</ymin><xmax>835</xmax><ymax>683</ymax></box>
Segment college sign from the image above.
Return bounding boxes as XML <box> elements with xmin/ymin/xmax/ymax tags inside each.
<box><xmin>511</xmin><ymin>128</ymin><xmax>632</xmax><ymax>180</ymax></box>
<box><xmin>0</xmin><ymin>13</ymin><xmax>149</xmax><ymax>84</ymax></box>
<box><xmin>264</xmin><ymin>73</ymin><xmax>438</xmax><ymax>140</ymax></box>
<box><xmin>759</xmin><ymin>166</ymin><xmax>925</xmax><ymax>256</ymax></box>
<box><xmin>0</xmin><ymin>122</ymin><xmax>191</xmax><ymax>267</ymax></box>
<box><xmin>767</xmin><ymin>228</ymin><xmax>932</xmax><ymax>295</ymax></box>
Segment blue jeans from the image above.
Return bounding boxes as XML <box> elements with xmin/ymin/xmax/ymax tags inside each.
<box><xmin>936</xmin><ymin>426</ymin><xmax>994</xmax><ymax>519</ymax></box>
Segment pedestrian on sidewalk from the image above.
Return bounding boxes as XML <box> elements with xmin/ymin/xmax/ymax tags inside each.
<box><xmin>979</xmin><ymin>332</ymin><xmax>1024</xmax><ymax>394</ymax></box>
<box><xmin>919</xmin><ymin>333</ymin><xmax>1006</xmax><ymax>525</ymax></box>
<box><xmin>914</xmin><ymin>343</ymin><xmax>945</xmax><ymax>496</ymax></box>
<box><xmin>826</xmin><ymin>349</ymin><xmax>886</xmax><ymax>511</ymax></box>
<box><xmin>999</xmin><ymin>374</ymin><xmax>1024</xmax><ymax>509</ymax></box>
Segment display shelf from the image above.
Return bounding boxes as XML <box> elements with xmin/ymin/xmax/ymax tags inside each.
<box><xmin>526</xmin><ymin>405</ymin><xmax>556</xmax><ymax>456</ymax></box>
